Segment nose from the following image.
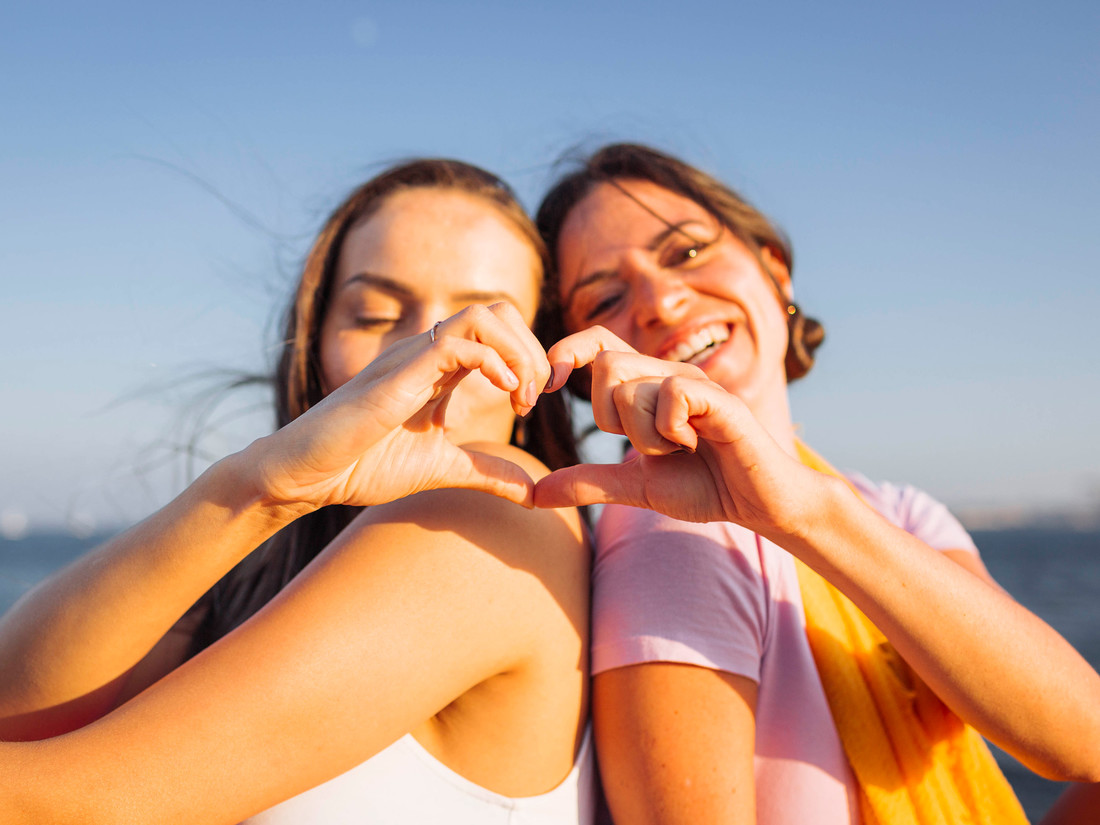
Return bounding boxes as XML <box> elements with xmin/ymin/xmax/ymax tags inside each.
<box><xmin>414</xmin><ymin>304</ymin><xmax>448</xmax><ymax>338</ymax></box>
<box><xmin>624</xmin><ymin>252</ymin><xmax>692</xmax><ymax>329</ymax></box>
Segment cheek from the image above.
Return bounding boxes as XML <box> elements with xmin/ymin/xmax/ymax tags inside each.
<box><xmin>319</xmin><ymin>349</ymin><xmax>353</xmax><ymax>394</ymax></box>
<box><xmin>745</xmin><ymin>298</ymin><xmax>792</xmax><ymax>366</ymax></box>
<box><xmin>319</xmin><ymin>331</ymin><xmax>382</xmax><ymax>393</ymax></box>
<box><xmin>560</xmin><ymin>294</ymin><xmax>637</xmax><ymax>347</ymax></box>
<box><xmin>601</xmin><ymin>316</ymin><xmax>645</xmax><ymax>353</ymax></box>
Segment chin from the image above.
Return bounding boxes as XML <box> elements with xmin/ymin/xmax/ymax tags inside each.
<box><xmin>711</xmin><ymin>366</ymin><xmax>773</xmax><ymax>410</ymax></box>
<box><xmin>446</xmin><ymin>419</ymin><xmax>514</xmax><ymax>448</ymax></box>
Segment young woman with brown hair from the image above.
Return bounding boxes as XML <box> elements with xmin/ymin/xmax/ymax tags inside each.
<box><xmin>533</xmin><ymin>142</ymin><xmax>1100</xmax><ymax>825</ymax></box>
<box><xmin>0</xmin><ymin>159</ymin><xmax>595</xmax><ymax>824</ymax></box>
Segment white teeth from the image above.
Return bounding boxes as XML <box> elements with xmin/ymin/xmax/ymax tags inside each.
<box><xmin>667</xmin><ymin>323</ymin><xmax>730</xmax><ymax>363</ymax></box>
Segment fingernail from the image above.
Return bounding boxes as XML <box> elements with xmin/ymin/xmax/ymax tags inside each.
<box><xmin>543</xmin><ymin>366</ymin><xmax>556</xmax><ymax>394</ymax></box>
<box><xmin>671</xmin><ymin>445</ymin><xmax>696</xmax><ymax>455</ymax></box>
<box><xmin>525</xmin><ymin>380</ymin><xmax>538</xmax><ymax>407</ymax></box>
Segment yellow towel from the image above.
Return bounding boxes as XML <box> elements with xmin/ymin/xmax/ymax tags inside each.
<box><xmin>793</xmin><ymin>441</ymin><xmax>1029</xmax><ymax>825</ymax></box>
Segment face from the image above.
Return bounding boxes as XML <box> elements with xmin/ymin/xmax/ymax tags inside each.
<box><xmin>320</xmin><ymin>188</ymin><xmax>541</xmax><ymax>445</ymax></box>
<box><xmin>556</xmin><ymin>179</ymin><xmax>791</xmax><ymax>407</ymax></box>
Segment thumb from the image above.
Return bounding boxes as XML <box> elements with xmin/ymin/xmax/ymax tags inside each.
<box><xmin>533</xmin><ymin>463</ymin><xmax>645</xmax><ymax>510</ymax></box>
<box><xmin>435</xmin><ymin>448</ymin><xmax>537</xmax><ymax>508</ymax></box>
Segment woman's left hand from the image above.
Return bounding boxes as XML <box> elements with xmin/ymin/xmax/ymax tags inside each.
<box><xmin>252</xmin><ymin>303</ymin><xmax>549</xmax><ymax>513</ymax></box>
<box><xmin>536</xmin><ymin>326</ymin><xmax>820</xmax><ymax>536</ymax></box>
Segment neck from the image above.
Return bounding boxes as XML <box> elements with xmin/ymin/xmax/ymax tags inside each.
<box><xmin>745</xmin><ymin>377</ymin><xmax>797</xmax><ymax>458</ymax></box>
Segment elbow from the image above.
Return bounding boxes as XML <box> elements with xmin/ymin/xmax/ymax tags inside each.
<box><xmin>1016</xmin><ymin>705</ymin><xmax>1100</xmax><ymax>783</ymax></box>
<box><xmin>1073</xmin><ymin>751</ymin><xmax>1100</xmax><ymax>785</ymax></box>
<box><xmin>1069</xmin><ymin>724</ymin><xmax>1100</xmax><ymax>782</ymax></box>
<box><xmin>1042</xmin><ymin>766</ymin><xmax>1100</xmax><ymax>785</ymax></box>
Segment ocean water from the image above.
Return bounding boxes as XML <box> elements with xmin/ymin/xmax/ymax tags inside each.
<box><xmin>969</xmin><ymin>528</ymin><xmax>1100</xmax><ymax>820</ymax></box>
<box><xmin>2</xmin><ymin>527</ymin><xmax>1098</xmax><ymax>821</ymax></box>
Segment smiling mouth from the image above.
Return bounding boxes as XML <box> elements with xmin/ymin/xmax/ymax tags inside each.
<box><xmin>665</xmin><ymin>323</ymin><xmax>731</xmax><ymax>365</ymax></box>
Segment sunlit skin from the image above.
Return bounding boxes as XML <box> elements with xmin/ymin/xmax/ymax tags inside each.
<box><xmin>555</xmin><ymin>179</ymin><xmax>795</xmax><ymax>445</ymax></box>
<box><xmin>321</xmin><ymin>188</ymin><xmax>542</xmax><ymax>446</ymax></box>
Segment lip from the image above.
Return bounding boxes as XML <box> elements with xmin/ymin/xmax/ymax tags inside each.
<box><xmin>655</xmin><ymin>319</ymin><xmax>735</xmax><ymax>364</ymax></box>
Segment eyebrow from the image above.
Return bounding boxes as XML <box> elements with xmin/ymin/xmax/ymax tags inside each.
<box><xmin>562</xmin><ymin>220</ymin><xmax>704</xmax><ymax>310</ymax></box>
<box><xmin>451</xmin><ymin>290</ymin><xmax>526</xmax><ymax>306</ymax></box>
<box><xmin>340</xmin><ymin>273</ymin><xmax>524</xmax><ymax>309</ymax></box>
<box><xmin>341</xmin><ymin>272</ymin><xmax>415</xmax><ymax>297</ymax></box>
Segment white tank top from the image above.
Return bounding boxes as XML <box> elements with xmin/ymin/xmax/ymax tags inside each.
<box><xmin>243</xmin><ymin>726</ymin><xmax>596</xmax><ymax>824</ymax></box>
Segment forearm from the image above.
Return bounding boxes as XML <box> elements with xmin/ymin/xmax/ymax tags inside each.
<box><xmin>0</xmin><ymin>740</ymin><xmax>93</xmax><ymax>825</ymax></box>
<box><xmin>780</xmin><ymin>477</ymin><xmax>1100</xmax><ymax>781</ymax></box>
<box><xmin>0</xmin><ymin>442</ymin><xmax>309</xmax><ymax>737</ymax></box>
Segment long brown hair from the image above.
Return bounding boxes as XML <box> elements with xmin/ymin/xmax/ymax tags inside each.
<box><xmin>534</xmin><ymin>143</ymin><xmax>824</xmax><ymax>391</ymax></box>
<box><xmin>190</xmin><ymin>159</ymin><xmax>580</xmax><ymax>654</ymax></box>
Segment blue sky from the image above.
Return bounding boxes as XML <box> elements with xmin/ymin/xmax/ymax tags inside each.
<box><xmin>2</xmin><ymin>1</ymin><xmax>1098</xmax><ymax>532</ymax></box>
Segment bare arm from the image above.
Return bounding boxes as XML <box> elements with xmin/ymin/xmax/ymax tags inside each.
<box><xmin>0</xmin><ymin>458</ymin><xmax>305</xmax><ymax>738</ymax></box>
<box><xmin>0</xmin><ymin>303</ymin><xmax>549</xmax><ymax>739</ymax></box>
<box><xmin>595</xmin><ymin>664</ymin><xmax>757</xmax><ymax>825</ymax></box>
<box><xmin>0</xmin><ymin>476</ymin><xmax>587</xmax><ymax>825</ymax></box>
<box><xmin>783</xmin><ymin>477</ymin><xmax>1100</xmax><ymax>781</ymax></box>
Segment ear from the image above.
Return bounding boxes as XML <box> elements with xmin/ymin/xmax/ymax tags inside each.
<box><xmin>759</xmin><ymin>246</ymin><xmax>793</xmax><ymax>302</ymax></box>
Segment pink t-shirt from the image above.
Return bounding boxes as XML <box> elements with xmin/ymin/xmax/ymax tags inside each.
<box><xmin>592</xmin><ymin>472</ymin><xmax>978</xmax><ymax>825</ymax></box>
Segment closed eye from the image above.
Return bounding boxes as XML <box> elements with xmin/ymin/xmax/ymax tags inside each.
<box><xmin>572</xmin><ymin>281</ymin><xmax>628</xmax><ymax>324</ymax></box>
<box><xmin>354</xmin><ymin>316</ymin><xmax>401</xmax><ymax>330</ymax></box>
<box><xmin>585</xmin><ymin>294</ymin><xmax>624</xmax><ymax>322</ymax></box>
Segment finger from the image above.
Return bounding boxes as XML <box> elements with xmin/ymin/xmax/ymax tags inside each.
<box><xmin>653</xmin><ymin>376</ymin><xmax>714</xmax><ymax>453</ymax></box>
<box><xmin>316</xmin><ymin>330</ymin><xmax>524</xmax><ymax>466</ymax></box>
<box><xmin>587</xmin><ymin>350</ymin><xmax>684</xmax><ymax>437</ymax></box>
<box><xmin>432</xmin><ymin>448</ymin><xmax>537</xmax><ymax>508</ymax></box>
<box><xmin>583</xmin><ymin>349</ymin><xmax>702</xmax><ymax>439</ymax></box>
<box><xmin>656</xmin><ymin>375</ymin><xmax>745</xmax><ymax>447</ymax></box>
<box><xmin>543</xmin><ymin>326</ymin><xmax>637</xmax><ymax>393</ymax></box>
<box><xmin>485</xmin><ymin>301</ymin><xmax>552</xmax><ymax>406</ymax></box>
<box><xmin>532</xmin><ymin>462</ymin><xmax>647</xmax><ymax>510</ymax></box>
<box><xmin>364</xmin><ymin>335</ymin><xmax>520</xmax><ymax>432</ymax></box>
<box><xmin>427</xmin><ymin>336</ymin><xmax>522</xmax><ymax>396</ymax></box>
<box><xmin>438</xmin><ymin>304</ymin><xmax>547</xmax><ymax>415</ymax></box>
<box><xmin>611</xmin><ymin>380</ymin><xmax>688</xmax><ymax>456</ymax></box>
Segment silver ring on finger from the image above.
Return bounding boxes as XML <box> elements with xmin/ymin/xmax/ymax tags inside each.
<box><xmin>429</xmin><ymin>321</ymin><xmax>442</xmax><ymax>344</ymax></box>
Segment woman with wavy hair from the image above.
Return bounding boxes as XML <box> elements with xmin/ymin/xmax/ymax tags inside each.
<box><xmin>533</xmin><ymin>142</ymin><xmax>1100</xmax><ymax>824</ymax></box>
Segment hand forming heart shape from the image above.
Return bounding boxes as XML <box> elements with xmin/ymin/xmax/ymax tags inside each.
<box><xmin>246</xmin><ymin>303</ymin><xmax>550</xmax><ymax>514</ymax></box>
<box><xmin>535</xmin><ymin>326</ymin><xmax>823</xmax><ymax>540</ymax></box>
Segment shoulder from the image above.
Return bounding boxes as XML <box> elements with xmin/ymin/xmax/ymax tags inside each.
<box><xmin>596</xmin><ymin>503</ymin><xmax>763</xmax><ymax>573</ymax></box>
<box><xmin>366</xmin><ymin>442</ymin><xmax>586</xmax><ymax>561</ymax></box>
<box><xmin>346</xmin><ymin>443</ymin><xmax>589</xmax><ymax>627</ymax></box>
<box><xmin>591</xmin><ymin>505</ymin><xmax>779</xmax><ymax>678</ymax></box>
<box><xmin>845</xmin><ymin>470</ymin><xmax>978</xmax><ymax>554</ymax></box>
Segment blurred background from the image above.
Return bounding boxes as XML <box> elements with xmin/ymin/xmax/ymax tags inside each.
<box><xmin>2</xmin><ymin>0</ymin><xmax>1097</xmax><ymax>534</ymax></box>
<box><xmin>1</xmin><ymin>1</ymin><xmax>1097</xmax><ymax>816</ymax></box>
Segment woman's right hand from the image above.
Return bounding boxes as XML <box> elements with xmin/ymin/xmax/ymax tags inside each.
<box><xmin>249</xmin><ymin>302</ymin><xmax>550</xmax><ymax>512</ymax></box>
